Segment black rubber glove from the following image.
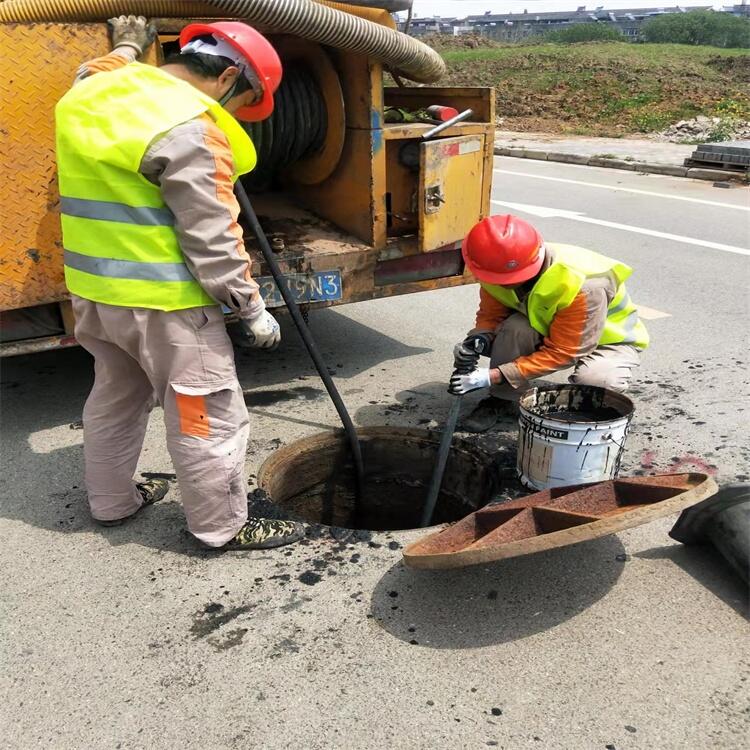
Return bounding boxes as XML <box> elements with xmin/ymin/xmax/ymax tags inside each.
<box><xmin>452</xmin><ymin>333</ymin><xmax>492</xmax><ymax>374</ymax></box>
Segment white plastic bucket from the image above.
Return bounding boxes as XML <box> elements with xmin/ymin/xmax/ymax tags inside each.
<box><xmin>517</xmin><ymin>385</ymin><xmax>634</xmax><ymax>491</ymax></box>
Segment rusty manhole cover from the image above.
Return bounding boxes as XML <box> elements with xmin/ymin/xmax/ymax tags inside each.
<box><xmin>256</xmin><ymin>427</ymin><xmax>500</xmax><ymax>531</ymax></box>
<box><xmin>403</xmin><ymin>473</ymin><xmax>718</xmax><ymax>569</ymax></box>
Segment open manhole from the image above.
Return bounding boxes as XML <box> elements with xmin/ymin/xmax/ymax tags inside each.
<box><xmin>256</xmin><ymin>427</ymin><xmax>500</xmax><ymax>531</ymax></box>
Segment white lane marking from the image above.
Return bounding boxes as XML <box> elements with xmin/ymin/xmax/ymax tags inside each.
<box><xmin>635</xmin><ymin>305</ymin><xmax>671</xmax><ymax>320</ymax></box>
<box><xmin>491</xmin><ymin>200</ymin><xmax>750</xmax><ymax>257</ymax></box>
<box><xmin>492</xmin><ymin>167</ymin><xmax>750</xmax><ymax>211</ymax></box>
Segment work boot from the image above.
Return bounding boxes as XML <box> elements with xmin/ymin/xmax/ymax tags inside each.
<box><xmin>461</xmin><ymin>396</ymin><xmax>518</xmax><ymax>433</ymax></box>
<box><xmin>97</xmin><ymin>478</ymin><xmax>170</xmax><ymax>527</ymax></box>
<box><xmin>225</xmin><ymin>517</ymin><xmax>305</xmax><ymax>550</ymax></box>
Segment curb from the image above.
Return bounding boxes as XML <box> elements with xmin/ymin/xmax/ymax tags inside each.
<box><xmin>494</xmin><ymin>146</ymin><xmax>748</xmax><ymax>183</ymax></box>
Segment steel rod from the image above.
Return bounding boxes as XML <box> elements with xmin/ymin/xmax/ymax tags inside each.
<box><xmin>421</xmin><ymin>108</ymin><xmax>473</xmax><ymax>140</ymax></box>
<box><xmin>420</xmin><ymin>395</ymin><xmax>463</xmax><ymax>527</ymax></box>
<box><xmin>234</xmin><ymin>181</ymin><xmax>365</xmax><ymax>505</ymax></box>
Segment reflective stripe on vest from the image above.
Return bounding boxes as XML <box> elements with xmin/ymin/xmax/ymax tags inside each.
<box><xmin>64</xmin><ymin>249</ymin><xmax>194</xmax><ymax>282</ymax></box>
<box><xmin>60</xmin><ymin>197</ymin><xmax>175</xmax><ymax>227</ymax></box>
<box><xmin>607</xmin><ymin>290</ymin><xmax>631</xmax><ymax>317</ymax></box>
<box><xmin>481</xmin><ymin>243</ymin><xmax>649</xmax><ymax>349</ymax></box>
<box><xmin>56</xmin><ymin>63</ymin><xmax>256</xmax><ymax>311</ymax></box>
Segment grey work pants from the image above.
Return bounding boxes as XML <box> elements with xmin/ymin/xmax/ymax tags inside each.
<box><xmin>489</xmin><ymin>313</ymin><xmax>641</xmax><ymax>400</ymax></box>
<box><xmin>72</xmin><ymin>296</ymin><xmax>249</xmax><ymax>547</ymax></box>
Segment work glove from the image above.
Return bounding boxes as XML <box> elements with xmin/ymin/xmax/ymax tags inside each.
<box><xmin>239</xmin><ymin>310</ymin><xmax>281</xmax><ymax>350</ymax></box>
<box><xmin>453</xmin><ymin>333</ymin><xmax>492</xmax><ymax>374</ymax></box>
<box><xmin>107</xmin><ymin>15</ymin><xmax>157</xmax><ymax>57</ymax></box>
<box><xmin>448</xmin><ymin>367</ymin><xmax>492</xmax><ymax>396</ymax></box>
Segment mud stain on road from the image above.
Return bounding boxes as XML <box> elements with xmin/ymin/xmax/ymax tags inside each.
<box><xmin>191</xmin><ymin>602</ymin><xmax>254</xmax><ymax>640</ymax></box>
<box><xmin>243</xmin><ymin>387</ymin><xmax>323</xmax><ymax>407</ymax></box>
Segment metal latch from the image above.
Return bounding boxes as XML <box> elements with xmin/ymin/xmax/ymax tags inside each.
<box><xmin>425</xmin><ymin>184</ymin><xmax>446</xmax><ymax>214</ymax></box>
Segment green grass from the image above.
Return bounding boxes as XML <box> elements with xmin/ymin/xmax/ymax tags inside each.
<box><xmin>436</xmin><ymin>42</ymin><xmax>750</xmax><ymax>135</ymax></box>
<box><xmin>441</xmin><ymin>42</ymin><xmax>750</xmax><ymax>64</ymax></box>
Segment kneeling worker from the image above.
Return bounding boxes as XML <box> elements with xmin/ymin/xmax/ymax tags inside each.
<box><xmin>56</xmin><ymin>16</ymin><xmax>304</xmax><ymax>548</ymax></box>
<box><xmin>450</xmin><ymin>215</ymin><xmax>649</xmax><ymax>432</ymax></box>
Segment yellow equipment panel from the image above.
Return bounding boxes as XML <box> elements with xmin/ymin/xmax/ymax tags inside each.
<box><xmin>418</xmin><ymin>134</ymin><xmax>485</xmax><ymax>253</ymax></box>
<box><xmin>0</xmin><ymin>23</ymin><xmax>110</xmax><ymax>311</ymax></box>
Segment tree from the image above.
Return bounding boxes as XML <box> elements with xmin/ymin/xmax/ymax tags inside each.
<box><xmin>545</xmin><ymin>23</ymin><xmax>624</xmax><ymax>44</ymax></box>
<box><xmin>641</xmin><ymin>10</ymin><xmax>750</xmax><ymax>49</ymax></box>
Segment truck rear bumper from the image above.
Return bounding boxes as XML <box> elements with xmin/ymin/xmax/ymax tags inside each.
<box><xmin>0</xmin><ymin>262</ymin><xmax>470</xmax><ymax>358</ymax></box>
<box><xmin>1</xmin><ymin>193</ymin><xmax>474</xmax><ymax>357</ymax></box>
<box><xmin>1</xmin><ymin>333</ymin><xmax>79</xmax><ymax>358</ymax></box>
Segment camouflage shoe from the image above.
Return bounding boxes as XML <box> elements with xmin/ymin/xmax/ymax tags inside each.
<box><xmin>225</xmin><ymin>517</ymin><xmax>305</xmax><ymax>550</ymax></box>
<box><xmin>97</xmin><ymin>478</ymin><xmax>170</xmax><ymax>527</ymax></box>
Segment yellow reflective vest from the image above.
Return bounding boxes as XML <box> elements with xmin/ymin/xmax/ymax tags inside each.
<box><xmin>56</xmin><ymin>62</ymin><xmax>256</xmax><ymax>311</ymax></box>
<box><xmin>481</xmin><ymin>243</ymin><xmax>649</xmax><ymax>349</ymax></box>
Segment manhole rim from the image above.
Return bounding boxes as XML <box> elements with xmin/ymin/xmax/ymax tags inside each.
<box><xmin>256</xmin><ymin>426</ymin><xmax>500</xmax><ymax>532</ymax></box>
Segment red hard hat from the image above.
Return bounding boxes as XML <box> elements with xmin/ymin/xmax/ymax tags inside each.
<box><xmin>462</xmin><ymin>214</ymin><xmax>545</xmax><ymax>285</ymax></box>
<box><xmin>180</xmin><ymin>22</ymin><xmax>282</xmax><ymax>122</ymax></box>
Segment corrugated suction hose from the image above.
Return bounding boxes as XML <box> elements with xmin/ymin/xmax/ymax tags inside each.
<box><xmin>0</xmin><ymin>0</ymin><xmax>445</xmax><ymax>83</ymax></box>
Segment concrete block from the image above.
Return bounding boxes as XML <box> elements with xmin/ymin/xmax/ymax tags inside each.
<box><xmin>635</xmin><ymin>163</ymin><xmax>688</xmax><ymax>177</ymax></box>
<box><xmin>506</xmin><ymin>147</ymin><xmax>526</xmax><ymax>158</ymax></box>
<box><xmin>493</xmin><ymin>146</ymin><xmax>511</xmax><ymax>156</ymax></box>
<box><xmin>520</xmin><ymin>149</ymin><xmax>549</xmax><ymax>161</ymax></box>
<box><xmin>545</xmin><ymin>152</ymin><xmax>591</xmax><ymax>165</ymax></box>
<box><xmin>588</xmin><ymin>157</ymin><xmax>636</xmax><ymax>170</ymax></box>
<box><xmin>687</xmin><ymin>167</ymin><xmax>748</xmax><ymax>182</ymax></box>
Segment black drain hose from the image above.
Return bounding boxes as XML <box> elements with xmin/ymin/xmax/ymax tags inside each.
<box><xmin>233</xmin><ymin>181</ymin><xmax>366</xmax><ymax>504</ymax></box>
<box><xmin>420</xmin><ymin>395</ymin><xmax>462</xmax><ymax>527</ymax></box>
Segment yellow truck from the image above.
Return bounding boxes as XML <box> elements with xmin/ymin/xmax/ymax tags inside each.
<box><xmin>0</xmin><ymin>1</ymin><xmax>494</xmax><ymax>356</ymax></box>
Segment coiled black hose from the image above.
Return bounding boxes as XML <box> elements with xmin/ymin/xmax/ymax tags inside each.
<box><xmin>242</xmin><ymin>65</ymin><xmax>327</xmax><ymax>191</ymax></box>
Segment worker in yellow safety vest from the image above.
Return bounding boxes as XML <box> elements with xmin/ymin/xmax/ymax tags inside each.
<box><xmin>56</xmin><ymin>15</ymin><xmax>304</xmax><ymax>549</ymax></box>
<box><xmin>449</xmin><ymin>214</ymin><xmax>649</xmax><ymax>432</ymax></box>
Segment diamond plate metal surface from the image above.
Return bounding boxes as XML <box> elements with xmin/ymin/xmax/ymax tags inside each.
<box><xmin>0</xmin><ymin>23</ymin><xmax>109</xmax><ymax>311</ymax></box>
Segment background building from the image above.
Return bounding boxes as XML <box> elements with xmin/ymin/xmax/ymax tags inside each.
<box><xmin>400</xmin><ymin>5</ymin><xmax>719</xmax><ymax>41</ymax></box>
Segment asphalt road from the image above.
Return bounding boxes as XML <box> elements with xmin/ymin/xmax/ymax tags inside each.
<box><xmin>1</xmin><ymin>159</ymin><xmax>748</xmax><ymax>749</ymax></box>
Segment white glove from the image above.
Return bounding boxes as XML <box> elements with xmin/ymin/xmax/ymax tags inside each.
<box><xmin>449</xmin><ymin>367</ymin><xmax>492</xmax><ymax>395</ymax></box>
<box><xmin>240</xmin><ymin>310</ymin><xmax>280</xmax><ymax>350</ymax></box>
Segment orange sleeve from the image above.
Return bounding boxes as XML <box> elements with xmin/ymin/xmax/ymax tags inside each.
<box><xmin>514</xmin><ymin>293</ymin><xmax>587</xmax><ymax>380</ymax></box>
<box><xmin>74</xmin><ymin>48</ymin><xmax>136</xmax><ymax>84</ymax></box>
<box><xmin>501</xmin><ymin>288</ymin><xmax>607</xmax><ymax>385</ymax></box>
<box><xmin>472</xmin><ymin>286</ymin><xmax>511</xmax><ymax>334</ymax></box>
<box><xmin>84</xmin><ymin>51</ymin><xmax>132</xmax><ymax>74</ymax></box>
<box><xmin>142</xmin><ymin>116</ymin><xmax>263</xmax><ymax>319</ymax></box>
<box><xmin>199</xmin><ymin>116</ymin><xmax>255</xmax><ymax>284</ymax></box>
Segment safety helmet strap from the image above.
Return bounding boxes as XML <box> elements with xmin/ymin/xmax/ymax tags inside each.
<box><xmin>218</xmin><ymin>76</ymin><xmax>242</xmax><ymax>107</ymax></box>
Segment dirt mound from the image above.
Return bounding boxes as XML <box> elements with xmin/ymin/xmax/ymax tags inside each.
<box><xmin>421</xmin><ymin>32</ymin><xmax>499</xmax><ymax>51</ymax></box>
<box><xmin>434</xmin><ymin>42</ymin><xmax>750</xmax><ymax>136</ymax></box>
<box><xmin>707</xmin><ymin>55</ymin><xmax>750</xmax><ymax>82</ymax></box>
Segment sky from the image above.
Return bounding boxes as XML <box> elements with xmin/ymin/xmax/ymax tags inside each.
<box><xmin>408</xmin><ymin>1</ymin><xmax>722</xmax><ymax>18</ymax></box>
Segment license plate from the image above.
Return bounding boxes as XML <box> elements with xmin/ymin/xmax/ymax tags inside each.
<box><xmin>256</xmin><ymin>270</ymin><xmax>343</xmax><ymax>308</ymax></box>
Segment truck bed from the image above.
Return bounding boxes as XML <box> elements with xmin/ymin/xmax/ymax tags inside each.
<box><xmin>244</xmin><ymin>191</ymin><xmax>470</xmax><ymax>308</ymax></box>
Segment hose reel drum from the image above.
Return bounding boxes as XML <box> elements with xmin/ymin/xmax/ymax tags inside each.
<box><xmin>242</xmin><ymin>36</ymin><xmax>345</xmax><ymax>191</ymax></box>
<box><xmin>0</xmin><ymin>1</ymin><xmax>444</xmax><ymax>194</ymax></box>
